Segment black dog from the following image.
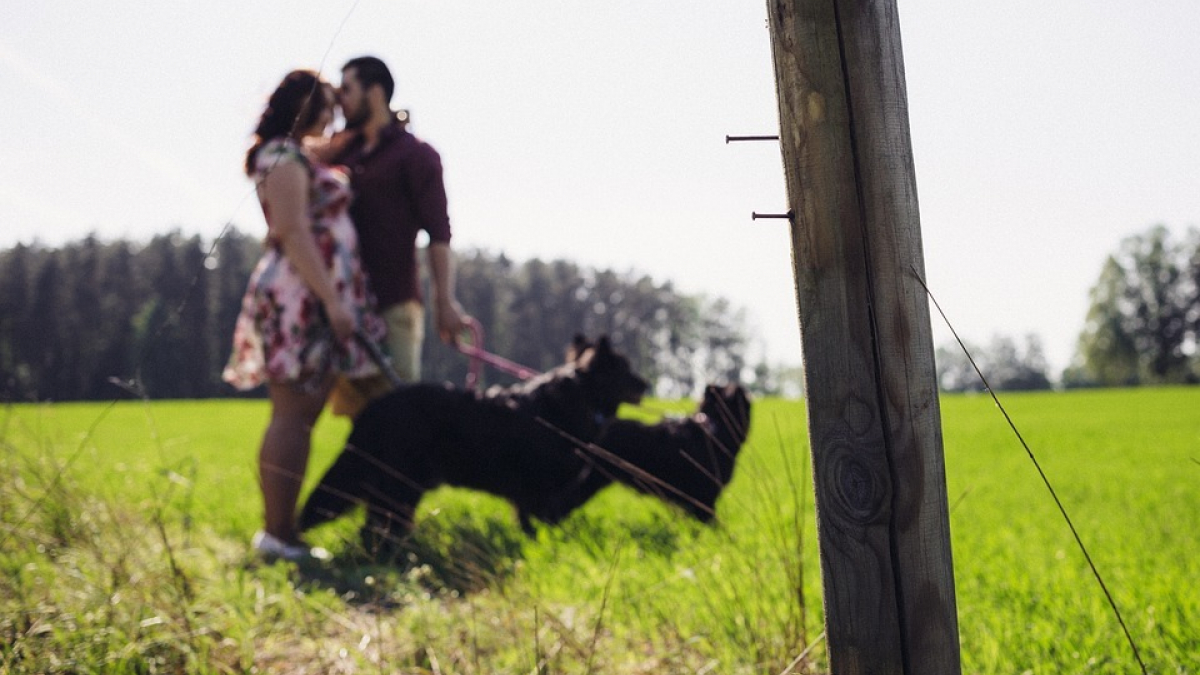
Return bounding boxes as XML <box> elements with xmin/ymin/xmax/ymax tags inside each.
<box><xmin>298</xmin><ymin>336</ymin><xmax>649</xmax><ymax>545</ymax></box>
<box><xmin>552</xmin><ymin>383</ymin><xmax>752</xmax><ymax>522</ymax></box>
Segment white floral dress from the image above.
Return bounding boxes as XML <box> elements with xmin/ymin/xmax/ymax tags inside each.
<box><xmin>222</xmin><ymin>138</ymin><xmax>387</xmax><ymax>389</ymax></box>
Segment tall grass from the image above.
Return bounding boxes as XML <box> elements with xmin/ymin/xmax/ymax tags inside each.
<box><xmin>1</xmin><ymin>389</ymin><xmax>1198</xmax><ymax>673</ymax></box>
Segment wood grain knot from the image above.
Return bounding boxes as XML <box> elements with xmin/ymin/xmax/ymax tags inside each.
<box><xmin>832</xmin><ymin>454</ymin><xmax>885</xmax><ymax>524</ymax></box>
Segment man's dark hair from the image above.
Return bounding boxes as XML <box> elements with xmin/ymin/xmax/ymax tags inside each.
<box><xmin>344</xmin><ymin>56</ymin><xmax>395</xmax><ymax>103</ymax></box>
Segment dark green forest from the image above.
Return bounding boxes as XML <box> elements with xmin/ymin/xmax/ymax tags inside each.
<box><xmin>2</xmin><ymin>224</ymin><xmax>1194</xmax><ymax>401</ymax></box>
<box><xmin>0</xmin><ymin>229</ymin><xmax>791</xmax><ymax>402</ymax></box>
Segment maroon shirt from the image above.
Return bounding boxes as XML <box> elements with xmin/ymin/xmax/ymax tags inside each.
<box><xmin>332</xmin><ymin>120</ymin><xmax>452</xmax><ymax>309</ymax></box>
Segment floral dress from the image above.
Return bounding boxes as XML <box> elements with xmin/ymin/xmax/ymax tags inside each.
<box><xmin>222</xmin><ymin>138</ymin><xmax>387</xmax><ymax>390</ymax></box>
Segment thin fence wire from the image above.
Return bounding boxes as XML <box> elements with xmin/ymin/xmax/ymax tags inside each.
<box><xmin>912</xmin><ymin>266</ymin><xmax>1149</xmax><ymax>675</ymax></box>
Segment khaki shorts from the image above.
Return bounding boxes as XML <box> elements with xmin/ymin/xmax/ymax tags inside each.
<box><xmin>329</xmin><ymin>300</ymin><xmax>425</xmax><ymax>419</ymax></box>
<box><xmin>381</xmin><ymin>300</ymin><xmax>425</xmax><ymax>382</ymax></box>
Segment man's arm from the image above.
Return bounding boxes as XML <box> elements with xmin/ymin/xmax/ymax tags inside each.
<box><xmin>428</xmin><ymin>241</ymin><xmax>471</xmax><ymax>343</ymax></box>
<box><xmin>409</xmin><ymin>141</ymin><xmax>468</xmax><ymax>342</ymax></box>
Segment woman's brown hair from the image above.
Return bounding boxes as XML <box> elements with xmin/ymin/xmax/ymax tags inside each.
<box><xmin>244</xmin><ymin>69</ymin><xmax>328</xmax><ymax>176</ymax></box>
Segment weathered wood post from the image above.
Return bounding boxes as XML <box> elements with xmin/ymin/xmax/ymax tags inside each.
<box><xmin>765</xmin><ymin>1</ymin><xmax>961</xmax><ymax>673</ymax></box>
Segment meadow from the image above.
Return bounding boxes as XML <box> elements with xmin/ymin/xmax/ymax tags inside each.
<box><xmin>1</xmin><ymin>387</ymin><xmax>1197</xmax><ymax>674</ymax></box>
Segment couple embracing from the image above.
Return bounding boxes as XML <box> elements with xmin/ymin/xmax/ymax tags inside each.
<box><xmin>222</xmin><ymin>57</ymin><xmax>470</xmax><ymax>561</ymax></box>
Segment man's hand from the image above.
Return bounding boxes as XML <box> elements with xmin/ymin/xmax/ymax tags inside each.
<box><xmin>428</xmin><ymin>242</ymin><xmax>470</xmax><ymax>344</ymax></box>
<box><xmin>435</xmin><ymin>297</ymin><xmax>471</xmax><ymax>344</ymax></box>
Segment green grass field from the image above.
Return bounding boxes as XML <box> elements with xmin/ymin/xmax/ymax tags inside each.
<box><xmin>2</xmin><ymin>388</ymin><xmax>1197</xmax><ymax>674</ymax></box>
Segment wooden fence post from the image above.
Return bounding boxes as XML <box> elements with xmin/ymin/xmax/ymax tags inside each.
<box><xmin>765</xmin><ymin>1</ymin><xmax>962</xmax><ymax>673</ymax></box>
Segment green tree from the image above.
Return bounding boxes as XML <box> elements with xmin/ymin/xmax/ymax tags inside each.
<box><xmin>1074</xmin><ymin>225</ymin><xmax>1197</xmax><ymax>386</ymax></box>
<box><xmin>935</xmin><ymin>339</ymin><xmax>984</xmax><ymax>393</ymax></box>
<box><xmin>696</xmin><ymin>295</ymin><xmax>749</xmax><ymax>387</ymax></box>
<box><xmin>96</xmin><ymin>239</ymin><xmax>141</xmax><ymax>396</ymax></box>
<box><xmin>0</xmin><ymin>244</ymin><xmax>37</xmax><ymax>399</ymax></box>
<box><xmin>936</xmin><ymin>334</ymin><xmax>1052</xmax><ymax>392</ymax></box>
<box><xmin>131</xmin><ymin>231</ymin><xmax>203</xmax><ymax>398</ymax></box>
<box><xmin>1072</xmin><ymin>258</ymin><xmax>1140</xmax><ymax>386</ymax></box>
<box><xmin>26</xmin><ymin>251</ymin><xmax>65</xmax><ymax>399</ymax></box>
<box><xmin>987</xmin><ymin>334</ymin><xmax>1052</xmax><ymax>391</ymax></box>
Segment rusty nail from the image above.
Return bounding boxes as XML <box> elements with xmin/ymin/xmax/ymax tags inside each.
<box><xmin>726</xmin><ymin>135</ymin><xmax>780</xmax><ymax>143</ymax></box>
<box><xmin>752</xmin><ymin>210</ymin><xmax>794</xmax><ymax>221</ymax></box>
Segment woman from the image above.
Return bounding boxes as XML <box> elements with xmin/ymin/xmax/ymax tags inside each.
<box><xmin>223</xmin><ymin>69</ymin><xmax>386</xmax><ymax>561</ymax></box>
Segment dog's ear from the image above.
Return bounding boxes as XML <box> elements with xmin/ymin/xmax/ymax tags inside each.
<box><xmin>595</xmin><ymin>335</ymin><xmax>612</xmax><ymax>354</ymax></box>
<box><xmin>567</xmin><ymin>334</ymin><xmax>591</xmax><ymax>363</ymax></box>
<box><xmin>703</xmin><ymin>383</ymin><xmax>728</xmax><ymax>404</ymax></box>
<box><xmin>575</xmin><ymin>336</ymin><xmax>611</xmax><ymax>370</ymax></box>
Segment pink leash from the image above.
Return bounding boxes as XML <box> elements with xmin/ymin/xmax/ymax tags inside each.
<box><xmin>355</xmin><ymin>319</ymin><xmax>539</xmax><ymax>390</ymax></box>
<box><xmin>454</xmin><ymin>318</ymin><xmax>540</xmax><ymax>389</ymax></box>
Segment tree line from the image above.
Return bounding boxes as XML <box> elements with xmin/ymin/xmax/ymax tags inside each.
<box><xmin>935</xmin><ymin>334</ymin><xmax>1053</xmax><ymax>393</ymax></box>
<box><xmin>0</xmin><ymin>229</ymin><xmax>794</xmax><ymax>403</ymax></box>
<box><xmin>3</xmin><ymin>223</ymin><xmax>1193</xmax><ymax>401</ymax></box>
<box><xmin>936</xmin><ymin>224</ymin><xmax>1200</xmax><ymax>392</ymax></box>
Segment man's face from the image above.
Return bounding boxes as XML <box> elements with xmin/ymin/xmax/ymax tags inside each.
<box><xmin>338</xmin><ymin>68</ymin><xmax>370</xmax><ymax>129</ymax></box>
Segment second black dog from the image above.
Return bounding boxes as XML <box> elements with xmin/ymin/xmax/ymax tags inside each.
<box><xmin>550</xmin><ymin>383</ymin><xmax>752</xmax><ymax>523</ymax></box>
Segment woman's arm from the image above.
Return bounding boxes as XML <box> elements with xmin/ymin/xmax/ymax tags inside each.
<box><xmin>259</xmin><ymin>160</ymin><xmax>355</xmax><ymax>342</ymax></box>
<box><xmin>305</xmin><ymin>130</ymin><xmax>355</xmax><ymax>164</ymax></box>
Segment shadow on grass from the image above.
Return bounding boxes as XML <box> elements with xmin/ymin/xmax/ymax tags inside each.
<box><xmin>295</xmin><ymin>514</ymin><xmax>528</xmax><ymax>607</ymax></box>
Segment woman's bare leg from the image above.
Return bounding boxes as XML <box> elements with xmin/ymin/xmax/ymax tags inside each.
<box><xmin>260</xmin><ymin>379</ymin><xmax>330</xmax><ymax>544</ymax></box>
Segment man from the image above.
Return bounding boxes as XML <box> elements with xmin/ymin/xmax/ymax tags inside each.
<box><xmin>331</xmin><ymin>55</ymin><xmax>471</xmax><ymax>397</ymax></box>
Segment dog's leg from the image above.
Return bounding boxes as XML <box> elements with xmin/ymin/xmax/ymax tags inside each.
<box><xmin>359</xmin><ymin>477</ymin><xmax>422</xmax><ymax>559</ymax></box>
<box><xmin>540</xmin><ymin>460</ymin><xmax>612</xmax><ymax>526</ymax></box>
<box><xmin>517</xmin><ymin>508</ymin><xmax>538</xmax><ymax>537</ymax></box>
<box><xmin>298</xmin><ymin>443</ymin><xmax>374</xmax><ymax>532</ymax></box>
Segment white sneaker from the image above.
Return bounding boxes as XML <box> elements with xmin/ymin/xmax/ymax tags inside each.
<box><xmin>252</xmin><ymin>531</ymin><xmax>331</xmax><ymax>562</ymax></box>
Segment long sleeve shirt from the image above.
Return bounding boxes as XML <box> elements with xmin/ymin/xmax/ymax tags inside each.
<box><xmin>332</xmin><ymin>120</ymin><xmax>452</xmax><ymax>309</ymax></box>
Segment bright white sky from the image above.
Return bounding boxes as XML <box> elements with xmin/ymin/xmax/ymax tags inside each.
<box><xmin>2</xmin><ymin>2</ymin><xmax>1197</xmax><ymax>377</ymax></box>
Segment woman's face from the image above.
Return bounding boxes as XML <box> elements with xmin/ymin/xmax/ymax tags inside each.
<box><xmin>302</xmin><ymin>84</ymin><xmax>336</xmax><ymax>138</ymax></box>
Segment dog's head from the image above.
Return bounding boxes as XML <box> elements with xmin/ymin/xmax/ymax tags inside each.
<box><xmin>572</xmin><ymin>335</ymin><xmax>649</xmax><ymax>418</ymax></box>
<box><xmin>697</xmin><ymin>383</ymin><xmax>752</xmax><ymax>450</ymax></box>
<box><xmin>675</xmin><ymin>383</ymin><xmax>751</xmax><ymax>522</ymax></box>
